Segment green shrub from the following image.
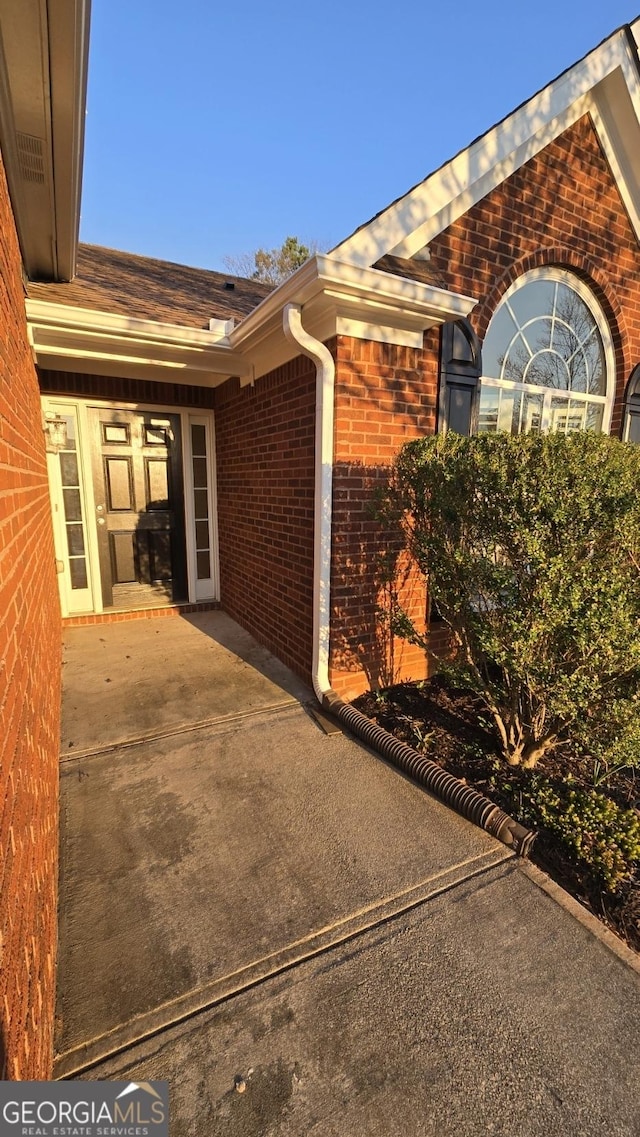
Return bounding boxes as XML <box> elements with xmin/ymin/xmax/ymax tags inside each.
<box><xmin>517</xmin><ymin>776</ymin><xmax>640</xmax><ymax>891</ymax></box>
<box><xmin>383</xmin><ymin>431</ymin><xmax>640</xmax><ymax>768</ymax></box>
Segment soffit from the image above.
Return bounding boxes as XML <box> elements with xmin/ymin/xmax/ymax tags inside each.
<box><xmin>0</xmin><ymin>0</ymin><xmax>90</xmax><ymax>280</ymax></box>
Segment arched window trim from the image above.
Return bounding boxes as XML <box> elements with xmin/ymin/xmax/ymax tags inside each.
<box><xmin>479</xmin><ymin>267</ymin><xmax>615</xmax><ymax>436</ymax></box>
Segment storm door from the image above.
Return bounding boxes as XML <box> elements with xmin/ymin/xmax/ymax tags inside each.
<box><xmin>90</xmin><ymin>409</ymin><xmax>187</xmax><ymax>609</ymax></box>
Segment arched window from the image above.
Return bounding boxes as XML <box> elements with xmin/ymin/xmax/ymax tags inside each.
<box><xmin>623</xmin><ymin>365</ymin><xmax>640</xmax><ymax>442</ymax></box>
<box><xmin>478</xmin><ymin>269</ymin><xmax>614</xmax><ymax>435</ymax></box>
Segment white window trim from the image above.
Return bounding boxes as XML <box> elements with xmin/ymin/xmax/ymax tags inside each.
<box><xmin>43</xmin><ymin>398</ymin><xmax>96</xmax><ymax>616</ymax></box>
<box><xmin>479</xmin><ymin>266</ymin><xmax>615</xmax><ymax>435</ymax></box>
<box><xmin>184</xmin><ymin>414</ymin><xmax>220</xmax><ymax>603</ymax></box>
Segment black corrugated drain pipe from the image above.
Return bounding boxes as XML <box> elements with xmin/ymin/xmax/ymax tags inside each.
<box><xmin>322</xmin><ymin>690</ymin><xmax>537</xmax><ymax>858</ymax></box>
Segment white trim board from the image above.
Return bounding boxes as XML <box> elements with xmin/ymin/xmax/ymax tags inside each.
<box><xmin>26</xmin><ymin>299</ymin><xmax>249</xmax><ymax>385</ymax></box>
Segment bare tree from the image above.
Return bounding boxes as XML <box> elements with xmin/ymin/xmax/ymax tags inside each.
<box><xmin>223</xmin><ymin>236</ymin><xmax>323</xmax><ymax>286</ymax></box>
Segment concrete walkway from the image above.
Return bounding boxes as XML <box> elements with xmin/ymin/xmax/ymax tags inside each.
<box><xmin>56</xmin><ymin>613</ymin><xmax>640</xmax><ymax>1136</ymax></box>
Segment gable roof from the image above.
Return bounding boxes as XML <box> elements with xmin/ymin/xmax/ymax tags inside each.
<box><xmin>26</xmin><ymin>244</ymin><xmax>273</xmax><ymax>329</ymax></box>
<box><xmin>330</xmin><ymin>20</ymin><xmax>640</xmax><ymax>269</ymax></box>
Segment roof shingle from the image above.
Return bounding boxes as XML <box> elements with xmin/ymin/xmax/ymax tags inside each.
<box><xmin>27</xmin><ymin>244</ymin><xmax>273</xmax><ymax>329</ymax></box>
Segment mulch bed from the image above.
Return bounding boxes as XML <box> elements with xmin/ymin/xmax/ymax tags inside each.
<box><xmin>353</xmin><ymin>676</ymin><xmax>640</xmax><ymax>953</ymax></box>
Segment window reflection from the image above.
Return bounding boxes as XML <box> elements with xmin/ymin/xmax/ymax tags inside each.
<box><xmin>479</xmin><ymin>273</ymin><xmax>608</xmax><ymax>436</ymax></box>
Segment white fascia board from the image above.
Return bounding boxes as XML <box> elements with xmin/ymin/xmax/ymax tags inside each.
<box><xmin>26</xmin><ymin>299</ymin><xmax>250</xmax><ymax>381</ymax></box>
<box><xmin>26</xmin><ymin>299</ymin><xmax>238</xmax><ymax>346</ymax></box>
<box><xmin>331</xmin><ymin>30</ymin><xmax>638</xmax><ymax>267</ymax></box>
<box><xmin>387</xmin><ymin>93</ymin><xmax>593</xmax><ymax>258</ymax></box>
<box><xmin>233</xmin><ymin>257</ymin><xmax>475</xmax><ymax>383</ymax></box>
<box><xmin>314</xmin><ymin>256</ymin><xmax>476</xmax><ymax>317</ymax></box>
<box><xmin>588</xmin><ymin>54</ymin><xmax>640</xmax><ymax>241</ymax></box>
<box><xmin>231</xmin><ymin>254</ymin><xmax>475</xmax><ymax>354</ymax></box>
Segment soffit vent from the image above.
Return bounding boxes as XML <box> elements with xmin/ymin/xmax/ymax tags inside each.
<box><xmin>16</xmin><ymin>132</ymin><xmax>46</xmax><ymax>184</ymax></box>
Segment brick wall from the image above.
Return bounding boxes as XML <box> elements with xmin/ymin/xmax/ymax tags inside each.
<box><xmin>330</xmin><ymin>332</ymin><xmax>440</xmax><ymax>698</ymax></box>
<box><xmin>213</xmin><ymin>356</ymin><xmax>316</xmax><ymax>682</ymax></box>
<box><xmin>0</xmin><ymin>156</ymin><xmax>61</xmax><ymax>1076</ymax></box>
<box><xmin>428</xmin><ymin>113</ymin><xmax>640</xmax><ymax>433</ymax></box>
<box><xmin>38</xmin><ymin>116</ymin><xmax>640</xmax><ymax>711</ymax></box>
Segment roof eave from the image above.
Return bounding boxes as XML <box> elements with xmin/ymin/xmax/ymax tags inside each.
<box><xmin>0</xmin><ymin>0</ymin><xmax>90</xmax><ymax>282</ymax></box>
<box><xmin>222</xmin><ymin>254</ymin><xmax>475</xmax><ymax>383</ymax></box>
<box><xmin>26</xmin><ymin>298</ymin><xmax>251</xmax><ymax>385</ymax></box>
<box><xmin>231</xmin><ymin>255</ymin><xmax>475</xmax><ymax>354</ymax></box>
<box><xmin>26</xmin><ymin>257</ymin><xmax>476</xmax><ymax>388</ymax></box>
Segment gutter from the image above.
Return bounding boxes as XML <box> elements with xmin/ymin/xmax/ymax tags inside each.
<box><xmin>25</xmin><ymin>298</ymin><xmax>250</xmax><ymax>382</ymax></box>
<box><xmin>237</xmin><ymin>255</ymin><xmax>476</xmax><ymax>360</ymax></box>
<box><xmin>282</xmin><ymin>303</ymin><xmax>535</xmax><ymax>858</ymax></box>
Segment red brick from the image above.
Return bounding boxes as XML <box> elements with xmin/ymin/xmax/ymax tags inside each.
<box><xmin>0</xmin><ymin>149</ymin><xmax>60</xmax><ymax>1077</ymax></box>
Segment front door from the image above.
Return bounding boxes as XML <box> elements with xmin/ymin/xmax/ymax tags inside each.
<box><xmin>90</xmin><ymin>409</ymin><xmax>187</xmax><ymax>609</ymax></box>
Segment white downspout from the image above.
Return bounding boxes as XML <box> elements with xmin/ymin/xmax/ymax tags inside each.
<box><xmin>283</xmin><ymin>303</ymin><xmax>334</xmax><ymax>702</ymax></box>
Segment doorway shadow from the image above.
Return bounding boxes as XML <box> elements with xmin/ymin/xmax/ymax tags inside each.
<box><xmin>180</xmin><ymin>610</ymin><xmax>312</xmax><ymax>705</ymax></box>
<box><xmin>180</xmin><ymin>613</ymin><xmax>313</xmax><ymax>700</ymax></box>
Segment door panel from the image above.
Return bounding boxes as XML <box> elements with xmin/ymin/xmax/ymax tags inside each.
<box><xmin>90</xmin><ymin>408</ymin><xmax>187</xmax><ymax>609</ymax></box>
<box><xmin>146</xmin><ymin>458</ymin><xmax>169</xmax><ymax>508</ymax></box>
<box><xmin>110</xmin><ymin>532</ymin><xmax>136</xmax><ymax>584</ymax></box>
<box><xmin>106</xmin><ymin>457</ymin><xmax>133</xmax><ymax>510</ymax></box>
<box><xmin>148</xmin><ymin>530</ymin><xmax>172</xmax><ymax>579</ymax></box>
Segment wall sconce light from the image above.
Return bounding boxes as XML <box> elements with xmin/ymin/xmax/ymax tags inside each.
<box><xmin>43</xmin><ymin>413</ymin><xmax>68</xmax><ymax>453</ymax></box>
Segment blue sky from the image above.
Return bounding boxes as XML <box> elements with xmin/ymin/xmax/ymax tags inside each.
<box><xmin>80</xmin><ymin>1</ymin><xmax>640</xmax><ymax>272</ymax></box>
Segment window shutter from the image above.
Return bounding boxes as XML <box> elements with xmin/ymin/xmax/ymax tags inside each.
<box><xmin>623</xmin><ymin>365</ymin><xmax>640</xmax><ymax>442</ymax></box>
<box><xmin>438</xmin><ymin>319</ymin><xmax>481</xmax><ymax>436</ymax></box>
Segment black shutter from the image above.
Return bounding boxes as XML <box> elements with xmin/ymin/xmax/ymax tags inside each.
<box><xmin>623</xmin><ymin>364</ymin><xmax>640</xmax><ymax>442</ymax></box>
<box><xmin>438</xmin><ymin>319</ymin><xmax>481</xmax><ymax>436</ymax></box>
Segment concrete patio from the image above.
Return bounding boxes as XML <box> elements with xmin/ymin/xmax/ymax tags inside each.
<box><xmin>56</xmin><ymin>612</ymin><xmax>640</xmax><ymax>1135</ymax></box>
